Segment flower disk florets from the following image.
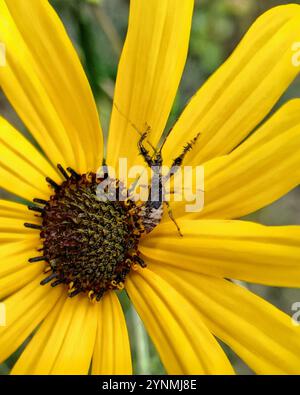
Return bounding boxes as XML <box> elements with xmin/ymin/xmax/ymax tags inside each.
<box><xmin>26</xmin><ymin>168</ymin><xmax>146</xmax><ymax>301</ymax></box>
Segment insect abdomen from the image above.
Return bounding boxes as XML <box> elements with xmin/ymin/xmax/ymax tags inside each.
<box><xmin>140</xmin><ymin>204</ymin><xmax>163</xmax><ymax>234</ymax></box>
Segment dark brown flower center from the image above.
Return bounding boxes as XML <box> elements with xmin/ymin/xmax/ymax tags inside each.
<box><xmin>25</xmin><ymin>166</ymin><xmax>146</xmax><ymax>301</ymax></box>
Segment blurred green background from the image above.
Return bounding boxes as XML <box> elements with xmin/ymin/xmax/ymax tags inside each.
<box><xmin>1</xmin><ymin>0</ymin><xmax>300</xmax><ymax>375</ymax></box>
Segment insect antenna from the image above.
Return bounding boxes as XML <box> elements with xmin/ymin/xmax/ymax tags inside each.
<box><xmin>113</xmin><ymin>102</ymin><xmax>158</xmax><ymax>153</ymax></box>
<box><xmin>113</xmin><ymin>102</ymin><xmax>161</xmax><ymax>195</ymax></box>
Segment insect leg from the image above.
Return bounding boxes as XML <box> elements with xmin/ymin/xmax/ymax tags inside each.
<box><xmin>170</xmin><ymin>132</ymin><xmax>201</xmax><ymax>168</ymax></box>
<box><xmin>166</xmin><ymin>186</ymin><xmax>205</xmax><ymax>195</ymax></box>
<box><xmin>138</xmin><ymin>132</ymin><xmax>157</xmax><ymax>167</ymax></box>
<box><xmin>164</xmin><ymin>201</ymin><xmax>183</xmax><ymax>237</ymax></box>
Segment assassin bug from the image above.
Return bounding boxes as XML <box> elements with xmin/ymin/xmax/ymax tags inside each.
<box><xmin>112</xmin><ymin>103</ymin><xmax>201</xmax><ymax>236</ymax></box>
<box><xmin>137</xmin><ymin>129</ymin><xmax>200</xmax><ymax>236</ymax></box>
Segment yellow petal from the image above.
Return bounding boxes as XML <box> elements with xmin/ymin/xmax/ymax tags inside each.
<box><xmin>0</xmin><ymin>118</ymin><xmax>60</xmax><ymax>201</ymax></box>
<box><xmin>0</xmin><ymin>0</ymin><xmax>103</xmax><ymax>172</ymax></box>
<box><xmin>162</xmin><ymin>5</ymin><xmax>300</xmax><ymax>165</ymax></box>
<box><xmin>141</xmin><ymin>220</ymin><xmax>300</xmax><ymax>288</ymax></box>
<box><xmin>0</xmin><ymin>238</ymin><xmax>42</xmax><ymax>298</ymax></box>
<box><xmin>150</xmin><ymin>267</ymin><xmax>300</xmax><ymax>374</ymax></box>
<box><xmin>0</xmin><ymin>275</ymin><xmax>62</xmax><ymax>363</ymax></box>
<box><xmin>11</xmin><ymin>294</ymin><xmax>66</xmax><ymax>375</ymax></box>
<box><xmin>12</xmin><ymin>294</ymin><xmax>98</xmax><ymax>375</ymax></box>
<box><xmin>0</xmin><ymin>200</ymin><xmax>41</xmax><ymax>240</ymax></box>
<box><xmin>50</xmin><ymin>296</ymin><xmax>98</xmax><ymax>375</ymax></box>
<box><xmin>0</xmin><ymin>231</ymin><xmax>39</xmax><ymax>242</ymax></box>
<box><xmin>126</xmin><ymin>268</ymin><xmax>234</xmax><ymax>374</ymax></box>
<box><xmin>0</xmin><ymin>262</ymin><xmax>44</xmax><ymax>300</ymax></box>
<box><xmin>0</xmin><ymin>217</ymin><xmax>40</xmax><ymax>241</ymax></box>
<box><xmin>0</xmin><ymin>216</ymin><xmax>39</xmax><ymax>234</ymax></box>
<box><xmin>170</xmin><ymin>99</ymin><xmax>300</xmax><ymax>220</ymax></box>
<box><xmin>92</xmin><ymin>291</ymin><xmax>132</xmax><ymax>374</ymax></box>
<box><xmin>0</xmin><ymin>200</ymin><xmax>39</xmax><ymax>220</ymax></box>
<box><xmin>0</xmin><ymin>239</ymin><xmax>39</xmax><ymax>278</ymax></box>
<box><xmin>0</xmin><ymin>201</ymin><xmax>41</xmax><ymax>242</ymax></box>
<box><xmin>107</xmin><ymin>0</ymin><xmax>194</xmax><ymax>168</ymax></box>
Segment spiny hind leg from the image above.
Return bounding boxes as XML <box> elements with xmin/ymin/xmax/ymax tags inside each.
<box><xmin>171</xmin><ymin>132</ymin><xmax>201</xmax><ymax>168</ymax></box>
<box><xmin>164</xmin><ymin>201</ymin><xmax>183</xmax><ymax>237</ymax></box>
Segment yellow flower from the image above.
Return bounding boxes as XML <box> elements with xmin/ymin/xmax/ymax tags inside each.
<box><xmin>0</xmin><ymin>0</ymin><xmax>300</xmax><ymax>375</ymax></box>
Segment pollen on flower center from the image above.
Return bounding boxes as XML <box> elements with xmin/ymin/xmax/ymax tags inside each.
<box><xmin>24</xmin><ymin>165</ymin><xmax>146</xmax><ymax>301</ymax></box>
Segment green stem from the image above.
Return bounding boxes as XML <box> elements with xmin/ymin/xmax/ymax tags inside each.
<box><xmin>130</xmin><ymin>306</ymin><xmax>151</xmax><ymax>374</ymax></box>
